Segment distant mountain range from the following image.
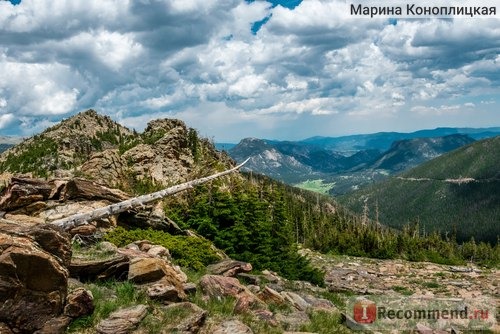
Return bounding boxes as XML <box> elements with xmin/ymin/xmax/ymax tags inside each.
<box><xmin>300</xmin><ymin>127</ymin><xmax>500</xmax><ymax>152</ymax></box>
<box><xmin>0</xmin><ymin>136</ymin><xmax>22</xmax><ymax>154</ymax></box>
<box><xmin>226</xmin><ymin>127</ymin><xmax>500</xmax><ymax>195</ymax></box>
<box><xmin>339</xmin><ymin>136</ymin><xmax>500</xmax><ymax>243</ymax></box>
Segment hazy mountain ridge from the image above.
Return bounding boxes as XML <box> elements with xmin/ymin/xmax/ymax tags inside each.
<box><xmin>301</xmin><ymin>127</ymin><xmax>500</xmax><ymax>151</ymax></box>
<box><xmin>228</xmin><ymin>130</ymin><xmax>487</xmax><ymax>194</ymax></box>
<box><xmin>0</xmin><ymin>136</ymin><xmax>22</xmax><ymax>154</ymax></box>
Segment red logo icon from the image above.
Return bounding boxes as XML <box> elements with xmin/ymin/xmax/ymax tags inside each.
<box><xmin>353</xmin><ymin>299</ymin><xmax>377</xmax><ymax>323</ymax></box>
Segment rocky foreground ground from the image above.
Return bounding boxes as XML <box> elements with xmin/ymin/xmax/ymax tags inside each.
<box><xmin>300</xmin><ymin>248</ymin><xmax>499</xmax><ymax>301</ymax></box>
<box><xmin>1</xmin><ymin>216</ymin><xmax>497</xmax><ymax>334</ymax></box>
<box><xmin>301</xmin><ymin>248</ymin><xmax>499</xmax><ymax>333</ymax></box>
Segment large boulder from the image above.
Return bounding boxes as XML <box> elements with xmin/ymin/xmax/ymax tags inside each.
<box><xmin>207</xmin><ymin>259</ymin><xmax>252</xmax><ymax>277</ymax></box>
<box><xmin>128</xmin><ymin>257</ymin><xmax>167</xmax><ymax>283</ymax></box>
<box><xmin>257</xmin><ymin>286</ymin><xmax>285</xmax><ymax>305</ymax></box>
<box><xmin>199</xmin><ymin>274</ymin><xmax>248</xmax><ymax>299</ymax></box>
<box><xmin>128</xmin><ymin>257</ymin><xmax>187</xmax><ymax>301</ymax></box>
<box><xmin>69</xmin><ymin>246</ymin><xmax>129</xmax><ymax>281</ymax></box>
<box><xmin>199</xmin><ymin>275</ymin><xmax>263</xmax><ymax>313</ymax></box>
<box><xmin>0</xmin><ymin>221</ymin><xmax>71</xmax><ymax>333</ymax></box>
<box><xmin>0</xmin><ymin>177</ymin><xmax>54</xmax><ymax>211</ymax></box>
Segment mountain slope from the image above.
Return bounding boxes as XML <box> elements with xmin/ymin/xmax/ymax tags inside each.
<box><xmin>366</xmin><ymin>134</ymin><xmax>475</xmax><ymax>172</ymax></box>
<box><xmin>0</xmin><ymin>109</ymin><xmax>133</xmax><ymax>177</ymax></box>
<box><xmin>229</xmin><ymin>138</ymin><xmax>318</xmax><ymax>183</ymax></box>
<box><xmin>339</xmin><ymin>136</ymin><xmax>500</xmax><ymax>243</ymax></box>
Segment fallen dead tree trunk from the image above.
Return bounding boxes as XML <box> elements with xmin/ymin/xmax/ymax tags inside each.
<box><xmin>51</xmin><ymin>159</ymin><xmax>249</xmax><ymax>231</ymax></box>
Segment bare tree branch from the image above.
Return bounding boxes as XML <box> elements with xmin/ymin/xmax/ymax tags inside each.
<box><xmin>50</xmin><ymin>159</ymin><xmax>249</xmax><ymax>231</ymax></box>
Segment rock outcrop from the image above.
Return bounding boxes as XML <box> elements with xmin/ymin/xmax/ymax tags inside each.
<box><xmin>199</xmin><ymin>275</ymin><xmax>264</xmax><ymax>313</ymax></box>
<box><xmin>80</xmin><ymin>149</ymin><xmax>126</xmax><ymax>186</ymax></box>
<box><xmin>207</xmin><ymin>259</ymin><xmax>252</xmax><ymax>277</ymax></box>
<box><xmin>0</xmin><ymin>221</ymin><xmax>71</xmax><ymax>333</ymax></box>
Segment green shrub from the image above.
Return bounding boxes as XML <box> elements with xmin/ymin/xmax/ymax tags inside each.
<box><xmin>142</xmin><ymin>130</ymin><xmax>166</xmax><ymax>145</ymax></box>
<box><xmin>104</xmin><ymin>227</ymin><xmax>220</xmax><ymax>270</ymax></box>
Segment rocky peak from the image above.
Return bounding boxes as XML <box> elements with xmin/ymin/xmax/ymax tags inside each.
<box><xmin>0</xmin><ymin>110</ymin><xmax>235</xmax><ymax>192</ymax></box>
<box><xmin>0</xmin><ymin>110</ymin><xmax>134</xmax><ymax>178</ymax></box>
<box><xmin>144</xmin><ymin>118</ymin><xmax>187</xmax><ymax>135</ymax></box>
<box><xmin>230</xmin><ymin>138</ymin><xmax>271</xmax><ymax>160</ymax></box>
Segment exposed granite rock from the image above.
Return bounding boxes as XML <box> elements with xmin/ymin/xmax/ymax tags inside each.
<box><xmin>128</xmin><ymin>257</ymin><xmax>167</xmax><ymax>283</ymax></box>
<box><xmin>60</xmin><ymin>177</ymin><xmax>129</xmax><ymax>202</ymax></box>
<box><xmin>69</xmin><ymin>251</ymin><xmax>129</xmax><ymax>281</ymax></box>
<box><xmin>64</xmin><ymin>288</ymin><xmax>94</xmax><ymax>318</ymax></box>
<box><xmin>96</xmin><ymin>304</ymin><xmax>149</xmax><ymax>334</ymax></box>
<box><xmin>301</xmin><ymin>294</ymin><xmax>336</xmax><ymax>312</ymax></box>
<box><xmin>258</xmin><ymin>286</ymin><xmax>286</xmax><ymax>305</ymax></box>
<box><xmin>161</xmin><ymin>302</ymin><xmax>207</xmax><ymax>333</ymax></box>
<box><xmin>252</xmin><ymin>309</ymin><xmax>278</xmax><ymax>326</ymax></box>
<box><xmin>233</xmin><ymin>292</ymin><xmax>262</xmax><ymax>314</ymax></box>
<box><xmin>129</xmin><ymin>256</ymin><xmax>187</xmax><ymax>301</ymax></box>
<box><xmin>146</xmin><ymin>281</ymin><xmax>182</xmax><ymax>303</ymax></box>
<box><xmin>199</xmin><ymin>275</ymin><xmax>263</xmax><ymax>313</ymax></box>
<box><xmin>147</xmin><ymin>245</ymin><xmax>171</xmax><ymax>259</ymax></box>
<box><xmin>0</xmin><ymin>177</ymin><xmax>54</xmax><ymax>211</ymax></box>
<box><xmin>199</xmin><ymin>274</ymin><xmax>248</xmax><ymax>298</ymax></box>
<box><xmin>0</xmin><ymin>222</ymin><xmax>70</xmax><ymax>333</ymax></box>
<box><xmin>80</xmin><ymin>149</ymin><xmax>126</xmax><ymax>186</ymax></box>
<box><xmin>69</xmin><ymin>223</ymin><xmax>97</xmax><ymax>236</ymax></box>
<box><xmin>276</xmin><ymin>311</ymin><xmax>310</xmax><ymax>331</ymax></box>
<box><xmin>0</xmin><ymin>177</ymin><xmax>128</xmax><ymax>213</ymax></box>
<box><xmin>299</xmin><ymin>248</ymin><xmax>499</xmax><ymax>301</ymax></box>
<box><xmin>120</xmin><ymin>119</ymin><xmax>197</xmax><ymax>186</ymax></box>
<box><xmin>212</xmin><ymin>319</ymin><xmax>253</xmax><ymax>334</ymax></box>
<box><xmin>3</xmin><ymin>213</ymin><xmax>44</xmax><ymax>225</ymax></box>
<box><xmin>281</xmin><ymin>291</ymin><xmax>310</xmax><ymax>311</ymax></box>
<box><xmin>35</xmin><ymin>316</ymin><xmax>72</xmax><ymax>334</ymax></box>
<box><xmin>28</xmin><ymin>223</ymin><xmax>72</xmax><ymax>265</ymax></box>
<box><xmin>207</xmin><ymin>259</ymin><xmax>252</xmax><ymax>277</ymax></box>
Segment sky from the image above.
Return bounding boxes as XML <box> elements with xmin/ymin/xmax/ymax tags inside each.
<box><xmin>0</xmin><ymin>0</ymin><xmax>499</xmax><ymax>142</ymax></box>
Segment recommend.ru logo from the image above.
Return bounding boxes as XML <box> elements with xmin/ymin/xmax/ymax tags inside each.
<box><xmin>346</xmin><ymin>295</ymin><xmax>496</xmax><ymax>331</ymax></box>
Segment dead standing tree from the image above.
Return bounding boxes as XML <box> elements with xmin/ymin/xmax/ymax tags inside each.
<box><xmin>51</xmin><ymin>159</ymin><xmax>249</xmax><ymax>231</ymax></box>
